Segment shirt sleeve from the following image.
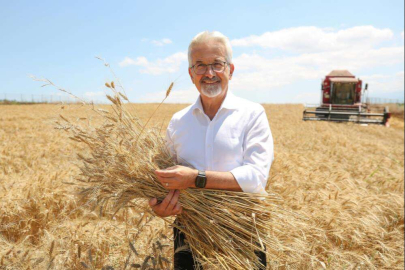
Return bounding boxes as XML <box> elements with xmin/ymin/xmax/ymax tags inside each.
<box><xmin>165</xmin><ymin>119</ymin><xmax>177</xmax><ymax>162</ymax></box>
<box><xmin>230</xmin><ymin>108</ymin><xmax>274</xmax><ymax>194</ymax></box>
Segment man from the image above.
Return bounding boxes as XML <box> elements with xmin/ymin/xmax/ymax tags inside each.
<box><xmin>148</xmin><ymin>31</ymin><xmax>274</xmax><ymax>269</ymax></box>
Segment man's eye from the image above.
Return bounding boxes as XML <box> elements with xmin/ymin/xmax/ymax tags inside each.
<box><xmin>196</xmin><ymin>64</ymin><xmax>206</xmax><ymax>68</ymax></box>
<box><xmin>213</xmin><ymin>63</ymin><xmax>224</xmax><ymax>68</ymax></box>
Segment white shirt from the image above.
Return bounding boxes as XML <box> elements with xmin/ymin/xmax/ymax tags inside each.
<box><xmin>165</xmin><ymin>91</ymin><xmax>274</xmax><ymax>194</ymax></box>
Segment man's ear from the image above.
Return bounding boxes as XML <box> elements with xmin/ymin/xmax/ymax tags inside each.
<box><xmin>188</xmin><ymin>68</ymin><xmax>195</xmax><ymax>84</ymax></box>
<box><xmin>229</xmin><ymin>63</ymin><xmax>235</xmax><ymax>80</ymax></box>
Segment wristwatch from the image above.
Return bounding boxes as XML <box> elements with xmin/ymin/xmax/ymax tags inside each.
<box><xmin>195</xmin><ymin>170</ymin><xmax>207</xmax><ymax>188</ymax></box>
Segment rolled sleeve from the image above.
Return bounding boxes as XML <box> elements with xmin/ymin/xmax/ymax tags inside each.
<box><xmin>230</xmin><ymin>108</ymin><xmax>274</xmax><ymax>194</ymax></box>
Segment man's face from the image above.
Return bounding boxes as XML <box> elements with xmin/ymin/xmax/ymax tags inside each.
<box><xmin>188</xmin><ymin>41</ymin><xmax>234</xmax><ymax>98</ymax></box>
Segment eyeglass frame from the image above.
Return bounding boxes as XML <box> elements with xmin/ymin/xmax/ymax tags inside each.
<box><xmin>190</xmin><ymin>61</ymin><xmax>229</xmax><ymax>75</ymax></box>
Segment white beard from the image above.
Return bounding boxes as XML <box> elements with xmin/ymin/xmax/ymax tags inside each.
<box><xmin>201</xmin><ymin>82</ymin><xmax>222</xmax><ymax>98</ymax></box>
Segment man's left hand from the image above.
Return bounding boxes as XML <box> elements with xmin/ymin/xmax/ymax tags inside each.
<box><xmin>155</xmin><ymin>165</ymin><xmax>198</xmax><ymax>190</ymax></box>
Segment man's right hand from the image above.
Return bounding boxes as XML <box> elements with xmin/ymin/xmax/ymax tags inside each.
<box><xmin>149</xmin><ymin>189</ymin><xmax>183</xmax><ymax>217</ymax></box>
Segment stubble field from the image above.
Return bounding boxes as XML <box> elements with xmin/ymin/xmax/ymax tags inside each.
<box><xmin>0</xmin><ymin>103</ymin><xmax>403</xmax><ymax>269</ymax></box>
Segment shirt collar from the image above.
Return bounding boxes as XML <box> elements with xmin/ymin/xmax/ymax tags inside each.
<box><xmin>192</xmin><ymin>90</ymin><xmax>239</xmax><ymax>115</ymax></box>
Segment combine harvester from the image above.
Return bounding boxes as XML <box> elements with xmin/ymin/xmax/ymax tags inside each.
<box><xmin>303</xmin><ymin>70</ymin><xmax>391</xmax><ymax>126</ymax></box>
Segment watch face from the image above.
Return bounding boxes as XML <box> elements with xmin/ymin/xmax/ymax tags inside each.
<box><xmin>196</xmin><ymin>174</ymin><xmax>206</xmax><ymax>188</ymax></box>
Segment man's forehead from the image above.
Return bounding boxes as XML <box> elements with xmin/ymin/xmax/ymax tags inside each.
<box><xmin>190</xmin><ymin>41</ymin><xmax>227</xmax><ymax>62</ymax></box>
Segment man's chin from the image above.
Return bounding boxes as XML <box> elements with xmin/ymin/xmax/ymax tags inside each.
<box><xmin>200</xmin><ymin>83</ymin><xmax>223</xmax><ymax>97</ymax></box>
<box><xmin>201</xmin><ymin>88</ymin><xmax>222</xmax><ymax>98</ymax></box>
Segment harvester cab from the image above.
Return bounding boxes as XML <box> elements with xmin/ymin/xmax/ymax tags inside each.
<box><xmin>303</xmin><ymin>70</ymin><xmax>391</xmax><ymax>126</ymax></box>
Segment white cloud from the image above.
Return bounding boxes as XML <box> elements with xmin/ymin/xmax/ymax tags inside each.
<box><xmin>119</xmin><ymin>52</ymin><xmax>187</xmax><ymax>75</ymax></box>
<box><xmin>151</xmin><ymin>38</ymin><xmax>173</xmax><ymax>46</ymax></box>
<box><xmin>232</xmin><ymin>46</ymin><xmax>404</xmax><ymax>92</ymax></box>
<box><xmin>140</xmin><ymin>86</ymin><xmax>198</xmax><ymax>103</ymax></box>
<box><xmin>362</xmin><ymin>71</ymin><xmax>404</xmax><ymax>95</ymax></box>
<box><xmin>231</xmin><ymin>26</ymin><xmax>394</xmax><ymax>53</ymax></box>
<box><xmin>129</xmin><ymin>26</ymin><xmax>403</xmax><ymax>103</ymax></box>
<box><xmin>231</xmin><ymin>26</ymin><xmax>402</xmax><ymax>93</ymax></box>
<box><xmin>119</xmin><ymin>56</ymin><xmax>148</xmax><ymax>67</ymax></box>
<box><xmin>142</xmin><ymin>38</ymin><xmax>173</xmax><ymax>46</ymax></box>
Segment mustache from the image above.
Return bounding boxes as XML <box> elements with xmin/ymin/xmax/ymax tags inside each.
<box><xmin>201</xmin><ymin>77</ymin><xmax>221</xmax><ymax>83</ymax></box>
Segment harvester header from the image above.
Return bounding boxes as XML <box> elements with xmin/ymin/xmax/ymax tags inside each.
<box><xmin>303</xmin><ymin>70</ymin><xmax>390</xmax><ymax>126</ymax></box>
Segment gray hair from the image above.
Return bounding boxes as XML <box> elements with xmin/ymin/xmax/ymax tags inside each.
<box><xmin>188</xmin><ymin>31</ymin><xmax>233</xmax><ymax>67</ymax></box>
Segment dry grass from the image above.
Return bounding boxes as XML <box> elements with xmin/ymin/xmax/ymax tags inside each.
<box><xmin>0</xmin><ymin>102</ymin><xmax>403</xmax><ymax>269</ymax></box>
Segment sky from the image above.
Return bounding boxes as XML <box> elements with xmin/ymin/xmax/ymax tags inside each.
<box><xmin>0</xmin><ymin>0</ymin><xmax>404</xmax><ymax>104</ymax></box>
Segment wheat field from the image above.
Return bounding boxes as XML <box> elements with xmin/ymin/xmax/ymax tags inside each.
<box><xmin>0</xmin><ymin>103</ymin><xmax>403</xmax><ymax>269</ymax></box>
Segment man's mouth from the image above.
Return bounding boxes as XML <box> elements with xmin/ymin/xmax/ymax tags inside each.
<box><xmin>202</xmin><ymin>80</ymin><xmax>220</xmax><ymax>84</ymax></box>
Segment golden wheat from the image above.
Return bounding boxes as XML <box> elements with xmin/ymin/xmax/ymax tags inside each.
<box><xmin>0</xmin><ymin>102</ymin><xmax>403</xmax><ymax>269</ymax></box>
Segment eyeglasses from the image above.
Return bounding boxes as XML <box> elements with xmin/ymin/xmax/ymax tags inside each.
<box><xmin>190</xmin><ymin>61</ymin><xmax>228</xmax><ymax>75</ymax></box>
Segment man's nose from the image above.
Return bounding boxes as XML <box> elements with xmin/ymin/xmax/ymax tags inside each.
<box><xmin>204</xmin><ymin>65</ymin><xmax>215</xmax><ymax>78</ymax></box>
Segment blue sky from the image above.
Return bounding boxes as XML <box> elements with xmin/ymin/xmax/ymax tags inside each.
<box><xmin>1</xmin><ymin>0</ymin><xmax>404</xmax><ymax>103</ymax></box>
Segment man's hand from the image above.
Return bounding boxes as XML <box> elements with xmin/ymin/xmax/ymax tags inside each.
<box><xmin>155</xmin><ymin>165</ymin><xmax>198</xmax><ymax>190</ymax></box>
<box><xmin>149</xmin><ymin>190</ymin><xmax>183</xmax><ymax>217</ymax></box>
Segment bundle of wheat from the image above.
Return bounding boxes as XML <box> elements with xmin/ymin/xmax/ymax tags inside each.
<box><xmin>33</xmin><ymin>72</ymin><xmax>299</xmax><ymax>269</ymax></box>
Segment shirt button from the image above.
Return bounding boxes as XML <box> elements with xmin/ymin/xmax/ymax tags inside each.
<box><xmin>207</xmin><ymin>144</ymin><xmax>211</xmax><ymax>148</ymax></box>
